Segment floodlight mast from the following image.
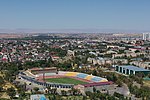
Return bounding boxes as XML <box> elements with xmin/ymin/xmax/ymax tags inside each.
<box><xmin>42</xmin><ymin>64</ymin><xmax>46</xmax><ymax>83</ymax></box>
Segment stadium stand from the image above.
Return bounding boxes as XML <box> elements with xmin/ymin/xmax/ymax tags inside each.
<box><xmin>76</xmin><ymin>73</ymin><xmax>88</xmax><ymax>79</ymax></box>
<box><xmin>82</xmin><ymin>81</ymin><xmax>113</xmax><ymax>87</ymax></box>
<box><xmin>19</xmin><ymin>69</ymin><xmax>110</xmax><ymax>91</ymax></box>
<box><xmin>90</xmin><ymin>76</ymin><xmax>107</xmax><ymax>82</ymax></box>
<box><xmin>99</xmin><ymin>79</ymin><xmax>108</xmax><ymax>82</ymax></box>
<box><xmin>29</xmin><ymin>69</ymin><xmax>108</xmax><ymax>83</ymax></box>
<box><xmin>85</xmin><ymin>75</ymin><xmax>93</xmax><ymax>80</ymax></box>
<box><xmin>37</xmin><ymin>73</ymin><xmax>57</xmax><ymax>77</ymax></box>
<box><xmin>19</xmin><ymin>73</ymin><xmax>73</xmax><ymax>89</ymax></box>
<box><xmin>65</xmin><ymin>72</ymin><xmax>78</xmax><ymax>77</ymax></box>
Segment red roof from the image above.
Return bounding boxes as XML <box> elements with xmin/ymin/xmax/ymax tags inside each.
<box><xmin>51</xmin><ymin>56</ymin><xmax>59</xmax><ymax>58</ymax></box>
<box><xmin>2</xmin><ymin>58</ymin><xmax>7</xmax><ymax>61</ymax></box>
<box><xmin>83</xmin><ymin>81</ymin><xmax>113</xmax><ymax>87</ymax></box>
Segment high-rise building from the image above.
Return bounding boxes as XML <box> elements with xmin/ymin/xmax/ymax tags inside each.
<box><xmin>143</xmin><ymin>33</ymin><xmax>150</xmax><ymax>40</ymax></box>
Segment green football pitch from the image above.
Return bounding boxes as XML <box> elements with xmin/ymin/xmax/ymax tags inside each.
<box><xmin>45</xmin><ymin>77</ymin><xmax>87</xmax><ymax>85</ymax></box>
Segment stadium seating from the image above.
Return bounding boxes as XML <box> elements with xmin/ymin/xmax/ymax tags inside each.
<box><xmin>76</xmin><ymin>73</ymin><xmax>88</xmax><ymax>79</ymax></box>
<box><xmin>20</xmin><ymin>74</ymin><xmax>73</xmax><ymax>88</ymax></box>
<box><xmin>37</xmin><ymin>73</ymin><xmax>57</xmax><ymax>76</ymax></box>
<box><xmin>85</xmin><ymin>75</ymin><xmax>93</xmax><ymax>80</ymax></box>
<box><xmin>33</xmin><ymin>71</ymin><xmax>108</xmax><ymax>83</ymax></box>
<box><xmin>91</xmin><ymin>76</ymin><xmax>103</xmax><ymax>82</ymax></box>
<box><xmin>65</xmin><ymin>72</ymin><xmax>78</xmax><ymax>77</ymax></box>
<box><xmin>99</xmin><ymin>79</ymin><xmax>108</xmax><ymax>82</ymax></box>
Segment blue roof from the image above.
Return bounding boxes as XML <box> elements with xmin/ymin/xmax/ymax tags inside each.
<box><xmin>118</xmin><ymin>65</ymin><xmax>150</xmax><ymax>71</ymax></box>
<box><xmin>40</xmin><ymin>96</ymin><xmax>46</xmax><ymax>100</ymax></box>
<box><xmin>30</xmin><ymin>94</ymin><xmax>47</xmax><ymax>100</ymax></box>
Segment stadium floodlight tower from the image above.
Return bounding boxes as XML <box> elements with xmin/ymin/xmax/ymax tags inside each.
<box><xmin>42</xmin><ymin>64</ymin><xmax>46</xmax><ymax>83</ymax></box>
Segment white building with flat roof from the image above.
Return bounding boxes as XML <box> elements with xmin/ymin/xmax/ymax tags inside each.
<box><xmin>115</xmin><ymin>65</ymin><xmax>150</xmax><ymax>75</ymax></box>
<box><xmin>143</xmin><ymin>33</ymin><xmax>150</xmax><ymax>40</ymax></box>
<box><xmin>30</xmin><ymin>94</ymin><xmax>47</xmax><ymax>100</ymax></box>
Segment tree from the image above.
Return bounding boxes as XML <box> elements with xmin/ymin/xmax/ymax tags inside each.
<box><xmin>83</xmin><ymin>96</ymin><xmax>87</xmax><ymax>100</ymax></box>
<box><xmin>0</xmin><ymin>87</ymin><xmax>3</xmax><ymax>92</ymax></box>
<box><xmin>47</xmin><ymin>86</ymin><xmax>52</xmax><ymax>94</ymax></box>
<box><xmin>19</xmin><ymin>91</ymin><xmax>26</xmax><ymax>100</ymax></box>
<box><xmin>116</xmin><ymin>79</ymin><xmax>123</xmax><ymax>87</ymax></box>
<box><xmin>61</xmin><ymin>90</ymin><xmax>67</xmax><ymax>96</ymax></box>
<box><xmin>33</xmin><ymin>87</ymin><xmax>39</xmax><ymax>93</ymax></box>
<box><xmin>51</xmin><ymin>88</ymin><xmax>57</xmax><ymax>94</ymax></box>
<box><xmin>68</xmin><ymin>89</ymin><xmax>73</xmax><ymax>95</ymax></box>
<box><xmin>135</xmin><ymin>50</ymin><xmax>140</xmax><ymax>53</ymax></box>
<box><xmin>113</xmin><ymin>92</ymin><xmax>124</xmax><ymax>99</ymax></box>
<box><xmin>7</xmin><ymin>87</ymin><xmax>16</xmax><ymax>99</ymax></box>
<box><xmin>0</xmin><ymin>76</ymin><xmax>5</xmax><ymax>86</ymax></box>
<box><xmin>92</xmin><ymin>69</ymin><xmax>97</xmax><ymax>76</ymax></box>
<box><xmin>52</xmin><ymin>95</ymin><xmax>56</xmax><ymax>100</ymax></box>
<box><xmin>71</xmin><ymin>88</ymin><xmax>80</xmax><ymax>95</ymax></box>
<box><xmin>17</xmin><ymin>85</ymin><xmax>26</xmax><ymax>99</ymax></box>
<box><xmin>93</xmin><ymin>87</ymin><xmax>96</xmax><ymax>93</ymax></box>
<box><xmin>86</xmin><ymin>91</ymin><xmax>93</xmax><ymax>96</ymax></box>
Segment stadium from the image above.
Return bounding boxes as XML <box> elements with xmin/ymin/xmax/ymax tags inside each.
<box><xmin>19</xmin><ymin>67</ymin><xmax>110</xmax><ymax>89</ymax></box>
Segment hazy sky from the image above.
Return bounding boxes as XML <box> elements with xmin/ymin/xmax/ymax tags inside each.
<box><xmin>0</xmin><ymin>0</ymin><xmax>150</xmax><ymax>32</ymax></box>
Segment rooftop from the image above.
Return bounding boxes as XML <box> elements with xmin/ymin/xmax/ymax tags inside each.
<box><xmin>82</xmin><ymin>81</ymin><xmax>113</xmax><ymax>87</ymax></box>
<box><xmin>30</xmin><ymin>94</ymin><xmax>47</xmax><ymax>100</ymax></box>
<box><xmin>117</xmin><ymin>65</ymin><xmax>150</xmax><ymax>71</ymax></box>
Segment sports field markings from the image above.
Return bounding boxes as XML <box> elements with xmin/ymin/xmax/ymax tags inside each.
<box><xmin>45</xmin><ymin>77</ymin><xmax>87</xmax><ymax>85</ymax></box>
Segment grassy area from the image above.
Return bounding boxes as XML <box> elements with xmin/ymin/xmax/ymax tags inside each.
<box><xmin>45</xmin><ymin>77</ymin><xmax>87</xmax><ymax>85</ymax></box>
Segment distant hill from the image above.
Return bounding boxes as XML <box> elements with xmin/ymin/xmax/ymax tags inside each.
<box><xmin>0</xmin><ymin>28</ymin><xmax>147</xmax><ymax>34</ymax></box>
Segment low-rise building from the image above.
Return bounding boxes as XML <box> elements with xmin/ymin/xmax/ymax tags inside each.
<box><xmin>115</xmin><ymin>65</ymin><xmax>150</xmax><ymax>75</ymax></box>
<box><xmin>130</xmin><ymin>61</ymin><xmax>150</xmax><ymax>70</ymax></box>
<box><xmin>30</xmin><ymin>94</ymin><xmax>47</xmax><ymax>100</ymax></box>
<box><xmin>74</xmin><ymin>81</ymin><xmax>114</xmax><ymax>95</ymax></box>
